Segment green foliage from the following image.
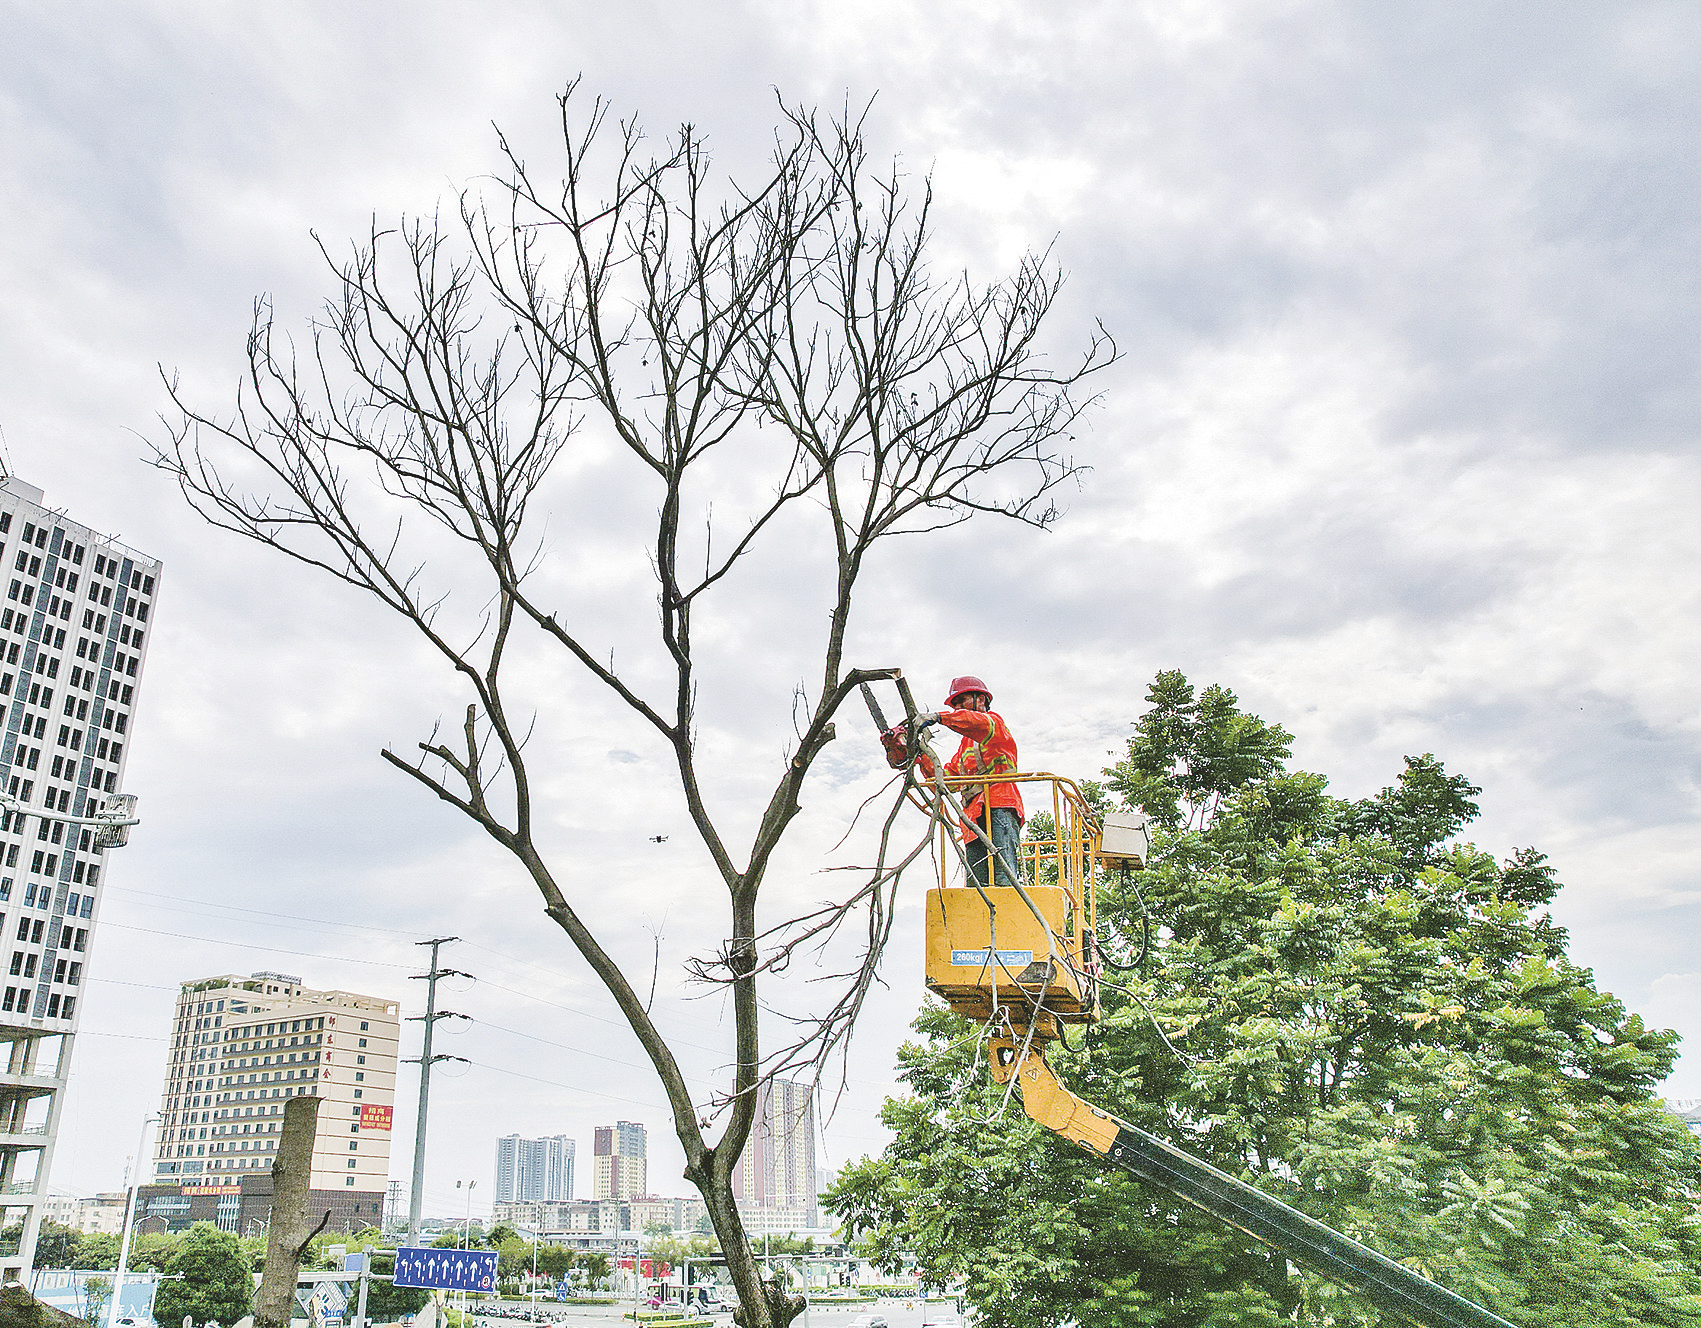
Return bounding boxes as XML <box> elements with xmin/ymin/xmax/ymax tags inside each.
<box><xmin>31</xmin><ymin>1222</ymin><xmax>83</xmax><ymax>1270</ymax></box>
<box><xmin>644</xmin><ymin>1231</ymin><xmax>716</xmax><ymax>1272</ymax></box>
<box><xmin>127</xmin><ymin>1232</ymin><xmax>180</xmax><ymax>1274</ymax></box>
<box><xmin>754</xmin><ymin>1235</ymin><xmax>816</xmax><ymax>1257</ymax></box>
<box><xmin>154</xmin><ymin>1222</ymin><xmax>253</xmax><ymax>1328</ymax></box>
<box><xmin>81</xmin><ymin>1275</ymin><xmax>112</xmax><ymax>1323</ymax></box>
<box><xmin>578</xmin><ymin>1251</ymin><xmax>611</xmax><ymax>1287</ymax></box>
<box><xmin>534</xmin><ymin>1243</ymin><xmax>576</xmax><ymax>1280</ymax></box>
<box><xmin>0</xmin><ymin>1284</ymin><xmax>47</xmax><ymax>1328</ymax></box>
<box><xmin>76</xmin><ymin>1233</ymin><xmax>121</xmax><ymax>1270</ymax></box>
<box><xmin>361</xmin><ymin>1248</ymin><xmax>428</xmax><ymax>1320</ymax></box>
<box><xmin>828</xmin><ymin>672</ymin><xmax>1701</xmax><ymax>1327</ymax></box>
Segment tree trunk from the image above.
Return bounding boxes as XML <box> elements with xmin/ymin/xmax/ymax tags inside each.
<box><xmin>705</xmin><ymin>1180</ymin><xmax>804</xmax><ymax>1328</ymax></box>
<box><xmin>255</xmin><ymin>1096</ymin><xmax>324</xmax><ymax>1328</ymax></box>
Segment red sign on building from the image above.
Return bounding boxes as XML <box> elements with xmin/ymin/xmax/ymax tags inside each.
<box><xmin>360</xmin><ymin>1104</ymin><xmax>394</xmax><ymax>1132</ymax></box>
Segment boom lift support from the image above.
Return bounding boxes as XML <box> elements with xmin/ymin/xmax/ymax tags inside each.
<box><xmin>863</xmin><ymin>674</ymin><xmax>1514</xmax><ymax>1328</ymax></box>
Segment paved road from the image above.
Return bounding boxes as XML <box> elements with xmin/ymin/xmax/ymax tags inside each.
<box><xmin>470</xmin><ymin>1300</ymin><xmax>966</xmax><ymax>1327</ymax></box>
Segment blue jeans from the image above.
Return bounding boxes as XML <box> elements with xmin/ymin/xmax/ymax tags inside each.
<box><xmin>965</xmin><ymin>807</ymin><xmax>1022</xmax><ymax>890</ymax></box>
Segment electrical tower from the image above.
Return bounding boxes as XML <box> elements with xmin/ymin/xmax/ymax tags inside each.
<box><xmin>405</xmin><ymin>936</ymin><xmax>471</xmax><ymax>1245</ymax></box>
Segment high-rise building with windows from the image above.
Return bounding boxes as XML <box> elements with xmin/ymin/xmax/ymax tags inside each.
<box><xmin>0</xmin><ymin>475</ymin><xmax>162</xmax><ymax>1280</ymax></box>
<box><xmin>733</xmin><ymin>1078</ymin><xmax>817</xmax><ymax>1227</ymax></box>
<box><xmin>592</xmin><ymin>1121</ymin><xmax>646</xmax><ymax>1200</ymax></box>
<box><xmin>495</xmin><ymin>1133</ymin><xmax>575</xmax><ymax>1203</ymax></box>
<box><xmin>137</xmin><ymin>972</ymin><xmax>401</xmax><ymax>1234</ymax></box>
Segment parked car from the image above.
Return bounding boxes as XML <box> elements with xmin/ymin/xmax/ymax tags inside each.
<box><xmin>848</xmin><ymin>1316</ymin><xmax>889</xmax><ymax>1328</ymax></box>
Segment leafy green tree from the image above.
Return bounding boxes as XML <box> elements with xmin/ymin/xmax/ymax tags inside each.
<box><xmin>128</xmin><ymin>1231</ymin><xmax>181</xmax><ymax>1273</ymax></box>
<box><xmin>577</xmin><ymin>1252</ymin><xmax>610</xmax><ymax>1289</ymax></box>
<box><xmin>154</xmin><ymin>1222</ymin><xmax>253</xmax><ymax>1328</ymax></box>
<box><xmin>30</xmin><ymin>1221</ymin><xmax>84</xmax><ymax>1270</ymax></box>
<box><xmin>534</xmin><ymin>1244</ymin><xmax>575</xmax><ymax>1281</ymax></box>
<box><xmin>828</xmin><ymin>672</ymin><xmax>1701</xmax><ymax>1327</ymax></box>
<box><xmin>82</xmin><ymin>1275</ymin><xmax>112</xmax><ymax>1323</ymax></box>
<box><xmin>77</xmin><ymin>1233</ymin><xmax>120</xmax><ymax>1270</ymax></box>
<box><xmin>363</xmin><ymin>1251</ymin><xmax>428</xmax><ymax>1323</ymax></box>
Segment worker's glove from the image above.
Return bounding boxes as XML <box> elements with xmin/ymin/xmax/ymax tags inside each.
<box><xmin>913</xmin><ymin>711</ymin><xmax>941</xmax><ymax>727</ymax></box>
<box><xmin>880</xmin><ymin>725</ymin><xmax>910</xmax><ymax>769</ymax></box>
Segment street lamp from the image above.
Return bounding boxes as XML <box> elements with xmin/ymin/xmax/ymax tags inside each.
<box><xmin>0</xmin><ymin>790</ymin><xmax>140</xmax><ymax>847</ymax></box>
<box><xmin>455</xmin><ymin>1180</ymin><xmax>477</xmax><ymax>1248</ymax></box>
<box><xmin>454</xmin><ymin>1180</ymin><xmax>479</xmax><ymax>1327</ymax></box>
<box><xmin>523</xmin><ymin>1225</ymin><xmax>539</xmax><ymax>1316</ymax></box>
<box><xmin>105</xmin><ymin>1113</ymin><xmax>158</xmax><ymax>1328</ymax></box>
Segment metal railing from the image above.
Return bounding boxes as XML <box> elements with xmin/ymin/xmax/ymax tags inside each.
<box><xmin>929</xmin><ymin>771</ymin><xmax>1100</xmax><ymax>944</ymax></box>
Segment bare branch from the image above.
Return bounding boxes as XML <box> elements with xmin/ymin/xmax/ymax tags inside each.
<box><xmin>154</xmin><ymin>82</ymin><xmax>1107</xmax><ymax>1328</ymax></box>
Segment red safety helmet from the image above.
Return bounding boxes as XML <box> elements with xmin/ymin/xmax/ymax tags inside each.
<box><xmin>946</xmin><ymin>675</ymin><xmax>991</xmax><ymax>706</ymax></box>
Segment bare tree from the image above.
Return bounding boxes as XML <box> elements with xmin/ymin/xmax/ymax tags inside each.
<box><xmin>155</xmin><ymin>84</ymin><xmax>1110</xmax><ymax>1328</ymax></box>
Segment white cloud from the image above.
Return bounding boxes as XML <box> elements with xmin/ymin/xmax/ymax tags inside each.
<box><xmin>2</xmin><ymin>0</ymin><xmax>1698</xmax><ymax>1217</ymax></box>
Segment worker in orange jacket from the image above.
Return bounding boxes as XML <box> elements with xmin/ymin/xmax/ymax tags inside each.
<box><xmin>905</xmin><ymin>675</ymin><xmax>1025</xmax><ymax>889</ymax></box>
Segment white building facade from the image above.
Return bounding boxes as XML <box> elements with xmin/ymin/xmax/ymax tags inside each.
<box><xmin>495</xmin><ymin>1133</ymin><xmax>575</xmax><ymax>1203</ymax></box>
<box><xmin>141</xmin><ymin>971</ymin><xmax>400</xmax><ymax>1232</ymax></box>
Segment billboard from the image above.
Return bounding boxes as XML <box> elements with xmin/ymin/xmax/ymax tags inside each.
<box><xmin>359</xmin><ymin>1104</ymin><xmax>394</xmax><ymax>1132</ymax></box>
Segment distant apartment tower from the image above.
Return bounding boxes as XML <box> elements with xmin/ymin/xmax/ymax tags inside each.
<box><xmin>733</xmin><ymin>1078</ymin><xmax>817</xmax><ymax>1221</ymax></box>
<box><xmin>138</xmin><ymin>971</ymin><xmax>401</xmax><ymax>1234</ymax></box>
<box><xmin>0</xmin><ymin>475</ymin><xmax>162</xmax><ymax>1280</ymax></box>
<box><xmin>495</xmin><ymin>1133</ymin><xmax>574</xmax><ymax>1203</ymax></box>
<box><xmin>593</xmin><ymin>1121</ymin><xmax>646</xmax><ymax>1200</ymax></box>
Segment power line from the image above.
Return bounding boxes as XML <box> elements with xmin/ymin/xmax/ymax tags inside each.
<box><xmin>96</xmin><ymin>920</ymin><xmax>415</xmax><ymax>969</ymax></box>
<box><xmin>405</xmin><ymin>937</ymin><xmax>469</xmax><ymax>1246</ymax></box>
<box><xmin>469</xmin><ymin>1016</ymin><xmax>650</xmax><ymax>1073</ymax></box>
<box><xmin>462</xmin><ymin>1058</ymin><xmax>669</xmax><ymax>1111</ymax></box>
<box><xmin>107</xmin><ymin>884</ymin><xmax>420</xmax><ymax>939</ymax></box>
<box><xmin>106</xmin><ymin>884</ymin><xmax>738</xmax><ymax>1040</ymax></box>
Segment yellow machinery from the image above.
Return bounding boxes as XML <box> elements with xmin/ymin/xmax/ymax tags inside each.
<box><xmin>921</xmin><ymin>772</ymin><xmax>1105</xmax><ymax>1039</ymax></box>
<box><xmin>864</xmin><ymin>673</ymin><xmax>1516</xmax><ymax>1328</ymax></box>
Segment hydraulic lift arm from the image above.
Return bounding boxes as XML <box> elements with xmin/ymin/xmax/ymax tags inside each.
<box><xmin>988</xmin><ymin>1036</ymin><xmax>1517</xmax><ymax>1328</ymax></box>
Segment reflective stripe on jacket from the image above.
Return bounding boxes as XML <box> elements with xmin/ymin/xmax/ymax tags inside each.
<box><xmin>920</xmin><ymin>707</ymin><xmax>1024</xmax><ymax>834</ymax></box>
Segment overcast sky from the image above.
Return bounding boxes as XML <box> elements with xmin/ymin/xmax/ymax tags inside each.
<box><xmin>2</xmin><ymin>2</ymin><xmax>1698</xmax><ymax>1218</ymax></box>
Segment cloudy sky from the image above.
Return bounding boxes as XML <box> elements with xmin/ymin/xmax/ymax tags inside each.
<box><xmin>2</xmin><ymin>2</ymin><xmax>1698</xmax><ymax>1217</ymax></box>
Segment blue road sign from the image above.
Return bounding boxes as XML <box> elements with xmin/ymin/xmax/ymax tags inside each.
<box><xmin>393</xmin><ymin>1247</ymin><xmax>499</xmax><ymax>1292</ymax></box>
<box><xmin>555</xmin><ymin>1283</ymin><xmax>569</xmax><ymax>1302</ymax></box>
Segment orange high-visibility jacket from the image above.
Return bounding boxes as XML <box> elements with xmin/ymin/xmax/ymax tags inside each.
<box><xmin>919</xmin><ymin>707</ymin><xmax>1024</xmax><ymax>835</ymax></box>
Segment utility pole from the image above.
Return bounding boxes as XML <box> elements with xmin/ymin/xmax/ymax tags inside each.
<box><xmin>405</xmin><ymin>937</ymin><xmax>470</xmax><ymax>1246</ymax></box>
